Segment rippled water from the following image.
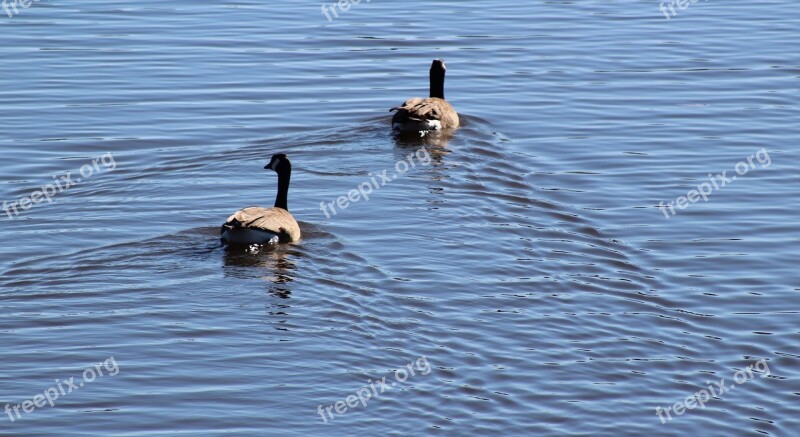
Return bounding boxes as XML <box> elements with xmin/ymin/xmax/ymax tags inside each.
<box><xmin>2</xmin><ymin>1</ymin><xmax>799</xmax><ymax>435</ymax></box>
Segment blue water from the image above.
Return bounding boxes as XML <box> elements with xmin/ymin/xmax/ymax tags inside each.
<box><xmin>1</xmin><ymin>1</ymin><xmax>799</xmax><ymax>435</ymax></box>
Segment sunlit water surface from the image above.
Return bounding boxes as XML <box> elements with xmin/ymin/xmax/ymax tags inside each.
<box><xmin>1</xmin><ymin>1</ymin><xmax>799</xmax><ymax>435</ymax></box>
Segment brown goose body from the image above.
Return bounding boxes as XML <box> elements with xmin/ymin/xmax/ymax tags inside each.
<box><xmin>391</xmin><ymin>97</ymin><xmax>459</xmax><ymax>132</ymax></box>
<box><xmin>221</xmin><ymin>154</ymin><xmax>301</xmax><ymax>245</ymax></box>
<box><xmin>222</xmin><ymin>206</ymin><xmax>300</xmax><ymax>244</ymax></box>
<box><xmin>391</xmin><ymin>59</ymin><xmax>459</xmax><ymax>132</ymax></box>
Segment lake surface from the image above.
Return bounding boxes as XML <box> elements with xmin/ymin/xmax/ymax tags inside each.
<box><xmin>1</xmin><ymin>1</ymin><xmax>799</xmax><ymax>435</ymax></box>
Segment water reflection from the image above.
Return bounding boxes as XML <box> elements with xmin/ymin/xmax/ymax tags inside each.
<box><xmin>221</xmin><ymin>243</ymin><xmax>300</xmax><ymax>290</ymax></box>
<box><xmin>222</xmin><ymin>243</ymin><xmax>299</xmax><ymax>329</ymax></box>
<box><xmin>391</xmin><ymin>128</ymin><xmax>455</xmax><ymax>154</ymax></box>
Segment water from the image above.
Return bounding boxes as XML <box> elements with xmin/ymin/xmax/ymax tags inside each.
<box><xmin>1</xmin><ymin>1</ymin><xmax>799</xmax><ymax>435</ymax></box>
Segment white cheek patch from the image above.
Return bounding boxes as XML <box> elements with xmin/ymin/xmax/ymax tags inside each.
<box><xmin>270</xmin><ymin>159</ymin><xmax>280</xmax><ymax>170</ymax></box>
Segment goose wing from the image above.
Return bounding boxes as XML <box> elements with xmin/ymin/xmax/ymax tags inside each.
<box><xmin>390</xmin><ymin>97</ymin><xmax>458</xmax><ymax>128</ymax></box>
<box><xmin>390</xmin><ymin>98</ymin><xmax>439</xmax><ymax>122</ymax></box>
<box><xmin>222</xmin><ymin>207</ymin><xmax>301</xmax><ymax>242</ymax></box>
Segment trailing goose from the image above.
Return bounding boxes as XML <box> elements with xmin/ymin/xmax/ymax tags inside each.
<box><xmin>221</xmin><ymin>154</ymin><xmax>301</xmax><ymax>245</ymax></box>
<box><xmin>390</xmin><ymin>59</ymin><xmax>459</xmax><ymax>132</ymax></box>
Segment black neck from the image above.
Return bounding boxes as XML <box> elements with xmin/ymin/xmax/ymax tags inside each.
<box><xmin>430</xmin><ymin>68</ymin><xmax>445</xmax><ymax>99</ymax></box>
<box><xmin>274</xmin><ymin>169</ymin><xmax>290</xmax><ymax>210</ymax></box>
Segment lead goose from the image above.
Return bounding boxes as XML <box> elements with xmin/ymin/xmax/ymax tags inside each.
<box><xmin>221</xmin><ymin>154</ymin><xmax>301</xmax><ymax>245</ymax></box>
<box><xmin>390</xmin><ymin>59</ymin><xmax>459</xmax><ymax>132</ymax></box>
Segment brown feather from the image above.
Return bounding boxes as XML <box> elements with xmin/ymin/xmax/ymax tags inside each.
<box><xmin>224</xmin><ymin>206</ymin><xmax>301</xmax><ymax>242</ymax></box>
<box><xmin>390</xmin><ymin>97</ymin><xmax>459</xmax><ymax>129</ymax></box>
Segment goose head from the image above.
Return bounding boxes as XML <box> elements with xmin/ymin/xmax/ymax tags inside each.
<box><xmin>265</xmin><ymin>153</ymin><xmax>291</xmax><ymax>174</ymax></box>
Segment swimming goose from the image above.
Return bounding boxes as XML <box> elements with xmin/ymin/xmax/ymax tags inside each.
<box><xmin>221</xmin><ymin>154</ymin><xmax>301</xmax><ymax>245</ymax></box>
<box><xmin>390</xmin><ymin>59</ymin><xmax>459</xmax><ymax>132</ymax></box>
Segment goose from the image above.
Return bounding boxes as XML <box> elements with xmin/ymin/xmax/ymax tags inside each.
<box><xmin>221</xmin><ymin>154</ymin><xmax>301</xmax><ymax>245</ymax></box>
<box><xmin>390</xmin><ymin>59</ymin><xmax>459</xmax><ymax>132</ymax></box>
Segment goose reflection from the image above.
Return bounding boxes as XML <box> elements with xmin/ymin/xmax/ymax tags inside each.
<box><xmin>391</xmin><ymin>128</ymin><xmax>454</xmax><ymax>158</ymax></box>
<box><xmin>221</xmin><ymin>244</ymin><xmax>299</xmax><ymax>330</ymax></box>
<box><xmin>222</xmin><ymin>244</ymin><xmax>300</xmax><ymax>293</ymax></box>
<box><xmin>390</xmin><ymin>128</ymin><xmax>452</xmax><ymax>202</ymax></box>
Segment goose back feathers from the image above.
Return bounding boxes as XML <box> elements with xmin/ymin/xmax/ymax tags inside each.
<box><xmin>222</xmin><ymin>206</ymin><xmax>300</xmax><ymax>244</ymax></box>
